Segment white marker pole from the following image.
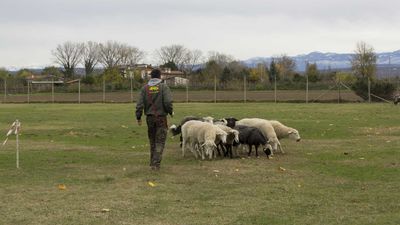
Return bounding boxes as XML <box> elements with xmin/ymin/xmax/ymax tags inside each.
<box><xmin>3</xmin><ymin>119</ymin><xmax>21</xmax><ymax>168</ymax></box>
<box><xmin>16</xmin><ymin>123</ymin><xmax>19</xmax><ymax>169</ymax></box>
<box><xmin>14</xmin><ymin>120</ymin><xmax>21</xmax><ymax>169</ymax></box>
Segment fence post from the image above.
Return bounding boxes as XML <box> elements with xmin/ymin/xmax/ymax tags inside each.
<box><xmin>306</xmin><ymin>72</ymin><xmax>309</xmax><ymax>103</ymax></box>
<box><xmin>78</xmin><ymin>79</ymin><xmax>81</xmax><ymax>104</ymax></box>
<box><xmin>52</xmin><ymin>78</ymin><xmax>54</xmax><ymax>103</ymax></box>
<box><xmin>4</xmin><ymin>78</ymin><xmax>7</xmax><ymax>103</ymax></box>
<box><xmin>130</xmin><ymin>76</ymin><xmax>133</xmax><ymax>103</ymax></box>
<box><xmin>27</xmin><ymin>81</ymin><xmax>30</xmax><ymax>104</ymax></box>
<box><xmin>186</xmin><ymin>80</ymin><xmax>189</xmax><ymax>103</ymax></box>
<box><xmin>214</xmin><ymin>73</ymin><xmax>217</xmax><ymax>103</ymax></box>
<box><xmin>274</xmin><ymin>73</ymin><xmax>277</xmax><ymax>103</ymax></box>
<box><xmin>338</xmin><ymin>76</ymin><xmax>341</xmax><ymax>103</ymax></box>
<box><xmin>103</xmin><ymin>74</ymin><xmax>106</xmax><ymax>103</ymax></box>
<box><xmin>244</xmin><ymin>75</ymin><xmax>247</xmax><ymax>103</ymax></box>
<box><xmin>368</xmin><ymin>77</ymin><xmax>371</xmax><ymax>103</ymax></box>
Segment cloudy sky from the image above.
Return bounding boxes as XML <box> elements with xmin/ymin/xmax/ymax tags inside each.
<box><xmin>1</xmin><ymin>0</ymin><xmax>399</xmax><ymax>68</ymax></box>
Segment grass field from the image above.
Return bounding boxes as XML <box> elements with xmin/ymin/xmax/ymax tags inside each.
<box><xmin>0</xmin><ymin>103</ymin><xmax>399</xmax><ymax>225</ymax></box>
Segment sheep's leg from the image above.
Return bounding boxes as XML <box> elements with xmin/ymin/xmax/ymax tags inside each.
<box><xmin>227</xmin><ymin>145</ymin><xmax>233</xmax><ymax>158</ymax></box>
<box><xmin>182</xmin><ymin>139</ymin><xmax>187</xmax><ymax>157</ymax></box>
<box><xmin>201</xmin><ymin>145</ymin><xmax>206</xmax><ymax>160</ymax></box>
<box><xmin>255</xmin><ymin>145</ymin><xmax>259</xmax><ymax>157</ymax></box>
<box><xmin>216</xmin><ymin>144</ymin><xmax>222</xmax><ymax>157</ymax></box>
<box><xmin>193</xmin><ymin>143</ymin><xmax>199</xmax><ymax>159</ymax></box>
<box><xmin>248</xmin><ymin>145</ymin><xmax>252</xmax><ymax>156</ymax></box>
<box><xmin>278</xmin><ymin>143</ymin><xmax>285</xmax><ymax>154</ymax></box>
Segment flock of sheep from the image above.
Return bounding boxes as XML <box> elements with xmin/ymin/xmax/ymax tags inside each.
<box><xmin>169</xmin><ymin>116</ymin><xmax>301</xmax><ymax>160</ymax></box>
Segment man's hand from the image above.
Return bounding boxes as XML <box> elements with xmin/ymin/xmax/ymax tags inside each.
<box><xmin>137</xmin><ymin>120</ymin><xmax>142</xmax><ymax>126</ymax></box>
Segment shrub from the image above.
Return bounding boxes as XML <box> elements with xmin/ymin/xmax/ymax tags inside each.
<box><xmin>81</xmin><ymin>75</ymin><xmax>95</xmax><ymax>85</ymax></box>
<box><xmin>351</xmin><ymin>78</ymin><xmax>396</xmax><ymax>101</ymax></box>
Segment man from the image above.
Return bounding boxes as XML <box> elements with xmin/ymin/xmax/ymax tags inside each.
<box><xmin>136</xmin><ymin>69</ymin><xmax>173</xmax><ymax>170</ymax></box>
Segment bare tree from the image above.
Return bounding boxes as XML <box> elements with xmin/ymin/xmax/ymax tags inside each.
<box><xmin>52</xmin><ymin>42</ymin><xmax>84</xmax><ymax>79</ymax></box>
<box><xmin>82</xmin><ymin>41</ymin><xmax>100</xmax><ymax>76</ymax></box>
<box><xmin>182</xmin><ymin>49</ymin><xmax>204</xmax><ymax>74</ymax></box>
<box><xmin>120</xmin><ymin>45</ymin><xmax>145</xmax><ymax>66</ymax></box>
<box><xmin>155</xmin><ymin>44</ymin><xmax>188</xmax><ymax>68</ymax></box>
<box><xmin>99</xmin><ymin>41</ymin><xmax>124</xmax><ymax>69</ymax></box>
<box><xmin>207</xmin><ymin>51</ymin><xmax>234</xmax><ymax>67</ymax></box>
<box><xmin>351</xmin><ymin>41</ymin><xmax>377</xmax><ymax>79</ymax></box>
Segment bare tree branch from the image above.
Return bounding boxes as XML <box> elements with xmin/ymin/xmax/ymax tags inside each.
<box><xmin>52</xmin><ymin>42</ymin><xmax>83</xmax><ymax>79</ymax></box>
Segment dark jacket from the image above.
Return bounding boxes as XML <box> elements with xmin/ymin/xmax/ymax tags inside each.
<box><xmin>135</xmin><ymin>78</ymin><xmax>173</xmax><ymax>120</ymax></box>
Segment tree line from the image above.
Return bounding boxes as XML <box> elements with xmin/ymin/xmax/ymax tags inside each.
<box><xmin>0</xmin><ymin>41</ymin><xmax>396</xmax><ymax>100</ymax></box>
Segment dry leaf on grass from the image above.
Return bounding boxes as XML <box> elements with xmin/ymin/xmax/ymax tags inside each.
<box><xmin>58</xmin><ymin>184</ymin><xmax>66</xmax><ymax>190</ymax></box>
<box><xmin>148</xmin><ymin>181</ymin><xmax>156</xmax><ymax>187</ymax></box>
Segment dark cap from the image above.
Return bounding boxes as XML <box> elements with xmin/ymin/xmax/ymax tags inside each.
<box><xmin>150</xmin><ymin>69</ymin><xmax>161</xmax><ymax>79</ymax></box>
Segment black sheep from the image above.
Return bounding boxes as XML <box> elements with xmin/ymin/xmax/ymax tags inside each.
<box><xmin>234</xmin><ymin>125</ymin><xmax>272</xmax><ymax>157</ymax></box>
<box><xmin>224</xmin><ymin>117</ymin><xmax>238</xmax><ymax>128</ymax></box>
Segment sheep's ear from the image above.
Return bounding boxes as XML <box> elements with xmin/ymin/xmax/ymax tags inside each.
<box><xmin>288</xmin><ymin>131</ymin><xmax>293</xmax><ymax>134</ymax></box>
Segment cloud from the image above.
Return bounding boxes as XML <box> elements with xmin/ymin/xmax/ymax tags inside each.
<box><xmin>1</xmin><ymin>0</ymin><xmax>399</xmax><ymax>67</ymax></box>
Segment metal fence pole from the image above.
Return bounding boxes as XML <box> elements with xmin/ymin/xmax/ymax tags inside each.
<box><xmin>186</xmin><ymin>80</ymin><xmax>189</xmax><ymax>103</ymax></box>
<box><xmin>52</xmin><ymin>78</ymin><xmax>54</xmax><ymax>103</ymax></box>
<box><xmin>274</xmin><ymin>73</ymin><xmax>277</xmax><ymax>103</ymax></box>
<box><xmin>130</xmin><ymin>76</ymin><xmax>133</xmax><ymax>103</ymax></box>
<box><xmin>27</xmin><ymin>81</ymin><xmax>30</xmax><ymax>104</ymax></box>
<box><xmin>214</xmin><ymin>73</ymin><xmax>217</xmax><ymax>103</ymax></box>
<box><xmin>368</xmin><ymin>77</ymin><xmax>371</xmax><ymax>103</ymax></box>
<box><xmin>4</xmin><ymin>78</ymin><xmax>7</xmax><ymax>103</ymax></box>
<box><xmin>306</xmin><ymin>72</ymin><xmax>309</xmax><ymax>103</ymax></box>
<box><xmin>338</xmin><ymin>76</ymin><xmax>341</xmax><ymax>103</ymax></box>
<box><xmin>244</xmin><ymin>75</ymin><xmax>247</xmax><ymax>103</ymax></box>
<box><xmin>78</xmin><ymin>79</ymin><xmax>81</xmax><ymax>104</ymax></box>
<box><xmin>103</xmin><ymin>74</ymin><xmax>106</xmax><ymax>103</ymax></box>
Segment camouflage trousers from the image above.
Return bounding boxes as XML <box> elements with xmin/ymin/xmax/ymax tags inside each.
<box><xmin>146</xmin><ymin>116</ymin><xmax>168</xmax><ymax>168</ymax></box>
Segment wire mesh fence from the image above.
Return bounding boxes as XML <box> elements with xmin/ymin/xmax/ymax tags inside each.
<box><xmin>0</xmin><ymin>76</ymin><xmax>399</xmax><ymax>104</ymax></box>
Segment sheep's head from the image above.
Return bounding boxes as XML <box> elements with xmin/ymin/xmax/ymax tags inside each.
<box><xmin>201</xmin><ymin>141</ymin><xmax>217</xmax><ymax>159</ymax></box>
<box><xmin>202</xmin><ymin>116</ymin><xmax>214</xmax><ymax>123</ymax></box>
<box><xmin>263</xmin><ymin>144</ymin><xmax>272</xmax><ymax>157</ymax></box>
<box><xmin>288</xmin><ymin>129</ymin><xmax>301</xmax><ymax>142</ymax></box>
<box><xmin>224</xmin><ymin>117</ymin><xmax>238</xmax><ymax>128</ymax></box>
<box><xmin>213</xmin><ymin>118</ymin><xmax>228</xmax><ymax>125</ymax></box>
<box><xmin>268</xmin><ymin>139</ymin><xmax>279</xmax><ymax>152</ymax></box>
<box><xmin>215</xmin><ymin>128</ymin><xmax>228</xmax><ymax>144</ymax></box>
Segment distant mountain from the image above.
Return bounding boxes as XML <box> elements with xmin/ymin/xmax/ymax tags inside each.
<box><xmin>244</xmin><ymin>50</ymin><xmax>400</xmax><ymax>72</ymax></box>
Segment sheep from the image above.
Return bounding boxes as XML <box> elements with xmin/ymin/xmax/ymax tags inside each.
<box><xmin>170</xmin><ymin>116</ymin><xmax>214</xmax><ymax>148</ymax></box>
<box><xmin>213</xmin><ymin>118</ymin><xmax>228</xmax><ymax>126</ymax></box>
<box><xmin>269</xmin><ymin>120</ymin><xmax>301</xmax><ymax>142</ymax></box>
<box><xmin>224</xmin><ymin>117</ymin><xmax>238</xmax><ymax>128</ymax></box>
<box><xmin>236</xmin><ymin>118</ymin><xmax>281</xmax><ymax>154</ymax></box>
<box><xmin>169</xmin><ymin>116</ymin><xmax>214</xmax><ymax>136</ymax></box>
<box><xmin>181</xmin><ymin>120</ymin><xmax>227</xmax><ymax>160</ymax></box>
<box><xmin>395</xmin><ymin>94</ymin><xmax>400</xmax><ymax>105</ymax></box>
<box><xmin>233</xmin><ymin>125</ymin><xmax>272</xmax><ymax>157</ymax></box>
<box><xmin>215</xmin><ymin>124</ymin><xmax>239</xmax><ymax>158</ymax></box>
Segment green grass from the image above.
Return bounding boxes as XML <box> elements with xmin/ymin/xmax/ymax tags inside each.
<box><xmin>0</xmin><ymin>103</ymin><xmax>399</xmax><ymax>225</ymax></box>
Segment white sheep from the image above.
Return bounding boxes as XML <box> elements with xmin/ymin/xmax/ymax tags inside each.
<box><xmin>236</xmin><ymin>118</ymin><xmax>281</xmax><ymax>154</ymax></box>
<box><xmin>269</xmin><ymin>120</ymin><xmax>301</xmax><ymax>142</ymax></box>
<box><xmin>181</xmin><ymin>121</ymin><xmax>227</xmax><ymax>160</ymax></box>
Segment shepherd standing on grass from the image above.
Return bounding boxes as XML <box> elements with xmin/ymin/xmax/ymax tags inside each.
<box><xmin>136</xmin><ymin>69</ymin><xmax>174</xmax><ymax>171</ymax></box>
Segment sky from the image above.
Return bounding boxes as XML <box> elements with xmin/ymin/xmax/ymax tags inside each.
<box><xmin>1</xmin><ymin>0</ymin><xmax>399</xmax><ymax>68</ymax></box>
